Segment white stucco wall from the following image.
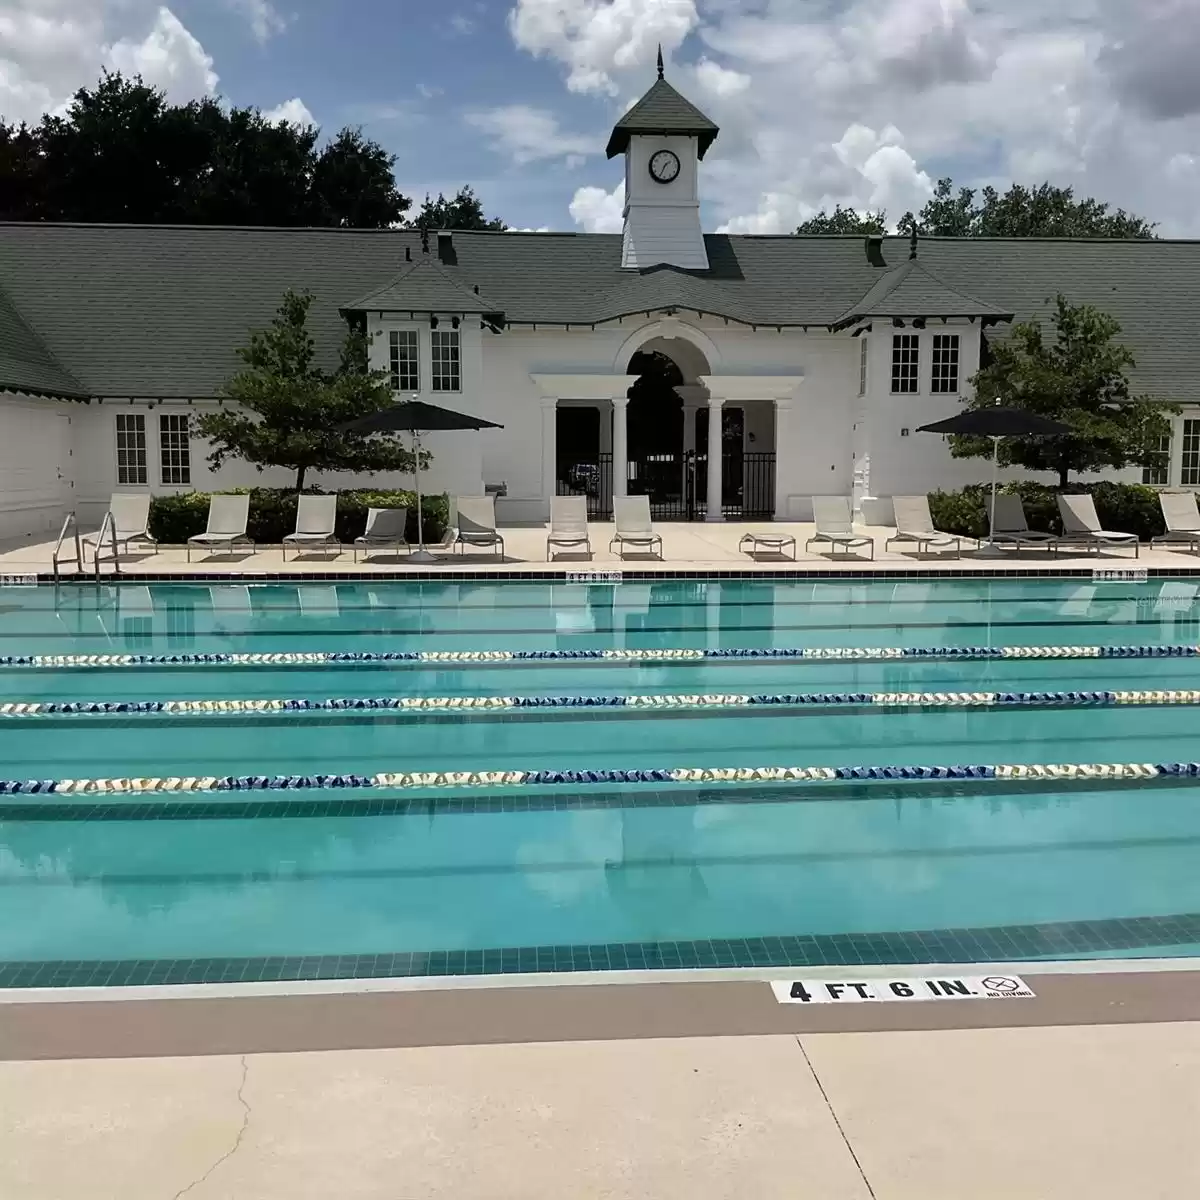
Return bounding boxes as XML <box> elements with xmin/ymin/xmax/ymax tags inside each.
<box><xmin>27</xmin><ymin>312</ymin><xmax>1183</xmax><ymax>543</ymax></box>
<box><xmin>0</xmin><ymin>394</ymin><xmax>75</xmax><ymax>542</ymax></box>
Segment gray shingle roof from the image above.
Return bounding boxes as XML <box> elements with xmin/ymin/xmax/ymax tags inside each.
<box><xmin>0</xmin><ymin>223</ymin><xmax>1197</xmax><ymax>405</ymax></box>
<box><xmin>605</xmin><ymin>78</ymin><xmax>720</xmax><ymax>160</ymax></box>
<box><xmin>0</xmin><ymin>283</ymin><xmax>86</xmax><ymax>399</ymax></box>
<box><xmin>341</xmin><ymin>253</ymin><xmax>505</xmax><ymax>317</ymax></box>
<box><xmin>833</xmin><ymin>256</ymin><xmax>1013</xmax><ymax>329</ymax></box>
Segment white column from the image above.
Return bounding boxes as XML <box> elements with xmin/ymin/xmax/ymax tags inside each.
<box><xmin>682</xmin><ymin>403</ymin><xmax>699</xmax><ymax>506</ymax></box>
<box><xmin>706</xmin><ymin>395</ymin><xmax>725</xmax><ymax>522</ymax></box>
<box><xmin>541</xmin><ymin>398</ymin><xmax>557</xmax><ymax>512</ymax></box>
<box><xmin>774</xmin><ymin>399</ymin><xmax>792</xmax><ymax>521</ymax></box>
<box><xmin>612</xmin><ymin>395</ymin><xmax>629</xmax><ymax>500</ymax></box>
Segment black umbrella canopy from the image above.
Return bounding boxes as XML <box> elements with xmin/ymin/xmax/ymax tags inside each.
<box><xmin>917</xmin><ymin>407</ymin><xmax>1072</xmax><ymax>438</ymax></box>
<box><xmin>342</xmin><ymin>400</ymin><xmax>503</xmax><ymax>434</ymax></box>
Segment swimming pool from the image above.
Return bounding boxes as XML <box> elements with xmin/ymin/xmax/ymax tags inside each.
<box><xmin>2</xmin><ymin>575</ymin><xmax>1200</xmax><ymax>987</ymax></box>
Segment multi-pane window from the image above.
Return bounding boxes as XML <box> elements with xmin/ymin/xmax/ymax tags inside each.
<box><xmin>1142</xmin><ymin>432</ymin><xmax>1171</xmax><ymax>486</ymax></box>
<box><xmin>1181</xmin><ymin>420</ymin><xmax>1200</xmax><ymax>486</ymax></box>
<box><xmin>431</xmin><ymin>329</ymin><xmax>461</xmax><ymax>392</ymax></box>
<box><xmin>159</xmin><ymin>413</ymin><xmax>191</xmax><ymax>485</ymax></box>
<box><xmin>930</xmin><ymin>334</ymin><xmax>960</xmax><ymax>394</ymax></box>
<box><xmin>389</xmin><ymin>329</ymin><xmax>419</xmax><ymax>392</ymax></box>
<box><xmin>890</xmin><ymin>334</ymin><xmax>919</xmax><ymax>394</ymax></box>
<box><xmin>858</xmin><ymin>336</ymin><xmax>869</xmax><ymax>396</ymax></box>
<box><xmin>115</xmin><ymin>413</ymin><xmax>147</xmax><ymax>485</ymax></box>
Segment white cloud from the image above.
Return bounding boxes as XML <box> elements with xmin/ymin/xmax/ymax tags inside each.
<box><xmin>107</xmin><ymin>7</ymin><xmax>218</xmax><ymax>100</ymax></box>
<box><xmin>509</xmin><ymin>0</ymin><xmax>1200</xmax><ymax>235</ymax></box>
<box><xmin>225</xmin><ymin>0</ymin><xmax>288</xmax><ymax>43</ymax></box>
<box><xmin>569</xmin><ymin>180</ymin><xmax>625</xmax><ymax>232</ymax></box>
<box><xmin>448</xmin><ymin>13</ymin><xmax>477</xmax><ymax>36</ymax></box>
<box><xmin>0</xmin><ymin>3</ymin><xmax>220</xmax><ymax>125</ymax></box>
<box><xmin>692</xmin><ymin>56</ymin><xmax>749</xmax><ymax>98</ymax></box>
<box><xmin>465</xmin><ymin>105</ymin><xmax>594</xmax><ymax>165</ymax></box>
<box><xmin>509</xmin><ymin>0</ymin><xmax>699</xmax><ymax>94</ymax></box>
<box><xmin>262</xmin><ymin>97</ymin><xmax>315</xmax><ymax>126</ymax></box>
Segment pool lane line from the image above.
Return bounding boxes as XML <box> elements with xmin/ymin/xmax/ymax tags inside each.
<box><xmin>2</xmin><ymin>644</ymin><xmax>1200</xmax><ymax>669</ymax></box>
<box><xmin>4</xmin><ymin>688</ymin><xmax>1200</xmax><ymax>718</ymax></box>
<box><xmin>3</xmin><ymin>760</ymin><xmax>1200</xmax><ymax>795</ymax></box>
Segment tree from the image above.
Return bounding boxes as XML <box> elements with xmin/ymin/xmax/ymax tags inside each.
<box><xmin>796</xmin><ymin>205</ymin><xmax>887</xmax><ymax>234</ymax></box>
<box><xmin>197</xmin><ymin>291</ymin><xmax>415</xmax><ymax>492</ymax></box>
<box><xmin>411</xmin><ymin>185</ymin><xmax>506</xmax><ymax>230</ymax></box>
<box><xmin>0</xmin><ymin>71</ymin><xmax>410</xmax><ymax>227</ymax></box>
<box><xmin>900</xmin><ymin>178</ymin><xmax>1157</xmax><ymax>239</ymax></box>
<box><xmin>953</xmin><ymin>295</ymin><xmax>1177</xmax><ymax>487</ymax></box>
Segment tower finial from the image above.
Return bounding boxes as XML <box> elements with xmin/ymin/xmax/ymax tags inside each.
<box><xmin>657</xmin><ymin>44</ymin><xmax>664</xmax><ymax>79</ymax></box>
<box><xmin>908</xmin><ymin>222</ymin><xmax>919</xmax><ymax>260</ymax></box>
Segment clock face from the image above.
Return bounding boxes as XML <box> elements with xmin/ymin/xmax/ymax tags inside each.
<box><xmin>648</xmin><ymin>149</ymin><xmax>681</xmax><ymax>184</ymax></box>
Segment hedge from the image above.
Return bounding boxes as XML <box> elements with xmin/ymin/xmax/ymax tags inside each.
<box><xmin>927</xmin><ymin>481</ymin><xmax>1168</xmax><ymax>542</ymax></box>
<box><xmin>148</xmin><ymin>488</ymin><xmax>449</xmax><ymax>545</ymax></box>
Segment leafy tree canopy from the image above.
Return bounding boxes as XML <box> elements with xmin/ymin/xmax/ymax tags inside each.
<box><xmin>410</xmin><ymin>185</ymin><xmax>507</xmax><ymax>231</ymax></box>
<box><xmin>0</xmin><ymin>72</ymin><xmax>410</xmax><ymax>227</ymax></box>
<box><xmin>953</xmin><ymin>295</ymin><xmax>1177</xmax><ymax>487</ymax></box>
<box><xmin>798</xmin><ymin>181</ymin><xmax>1157</xmax><ymax>239</ymax></box>
<box><xmin>899</xmin><ymin>178</ymin><xmax>1157</xmax><ymax>239</ymax></box>
<box><xmin>796</xmin><ymin>205</ymin><xmax>887</xmax><ymax>234</ymax></box>
<box><xmin>197</xmin><ymin>290</ymin><xmax>415</xmax><ymax>492</ymax></box>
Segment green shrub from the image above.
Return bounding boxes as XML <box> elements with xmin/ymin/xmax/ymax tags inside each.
<box><xmin>148</xmin><ymin>488</ymin><xmax>449</xmax><ymax>545</ymax></box>
<box><xmin>928</xmin><ymin>481</ymin><xmax>1167</xmax><ymax>542</ymax></box>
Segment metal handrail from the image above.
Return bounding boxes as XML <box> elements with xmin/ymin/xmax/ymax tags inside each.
<box><xmin>92</xmin><ymin>509</ymin><xmax>121</xmax><ymax>582</ymax></box>
<box><xmin>51</xmin><ymin>512</ymin><xmax>83</xmax><ymax>583</ymax></box>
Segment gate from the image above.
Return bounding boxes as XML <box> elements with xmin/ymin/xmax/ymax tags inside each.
<box><xmin>557</xmin><ymin>451</ymin><xmax>775</xmax><ymax>520</ymax></box>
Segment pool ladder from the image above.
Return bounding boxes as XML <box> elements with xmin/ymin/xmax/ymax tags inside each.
<box><xmin>51</xmin><ymin>511</ymin><xmax>121</xmax><ymax>583</ymax></box>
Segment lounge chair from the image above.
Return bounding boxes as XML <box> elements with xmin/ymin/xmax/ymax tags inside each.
<box><xmin>739</xmin><ymin>529</ymin><xmax>797</xmax><ymax>559</ymax></box>
<box><xmin>1152</xmin><ymin>492</ymin><xmax>1200</xmax><ymax>554</ymax></box>
<box><xmin>609</xmin><ymin>496</ymin><xmax>662</xmax><ymax>558</ymax></box>
<box><xmin>354</xmin><ymin>507</ymin><xmax>409</xmax><ymax>561</ymax></box>
<box><xmin>1056</xmin><ymin>494</ymin><xmax>1139</xmax><ymax>558</ymax></box>
<box><xmin>84</xmin><ymin>493</ymin><xmax>156</xmax><ymax>561</ymax></box>
<box><xmin>283</xmin><ymin>494</ymin><xmax>340</xmax><ymax>560</ymax></box>
<box><xmin>187</xmin><ymin>494</ymin><xmax>253</xmax><ymax>560</ymax></box>
<box><xmin>453</xmin><ymin>496</ymin><xmax>505</xmax><ymax>556</ymax></box>
<box><xmin>547</xmin><ymin>495</ymin><xmax>592</xmax><ymax>560</ymax></box>
<box><xmin>804</xmin><ymin>496</ymin><xmax>874</xmax><ymax>560</ymax></box>
<box><xmin>990</xmin><ymin>494</ymin><xmax>1060</xmax><ymax>554</ymax></box>
<box><xmin>885</xmin><ymin>496</ymin><xmax>962</xmax><ymax>558</ymax></box>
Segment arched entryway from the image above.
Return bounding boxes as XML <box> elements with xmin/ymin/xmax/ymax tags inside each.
<box><xmin>553</xmin><ymin>333</ymin><xmax>776</xmax><ymax>519</ymax></box>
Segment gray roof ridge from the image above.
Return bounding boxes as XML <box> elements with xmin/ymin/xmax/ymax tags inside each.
<box><xmin>342</xmin><ymin>253</ymin><xmax>505</xmax><ymax>313</ymax></box>
<box><xmin>0</xmin><ymin>281</ymin><xmax>88</xmax><ymax>399</ymax></box>
<box><xmin>834</xmin><ymin>256</ymin><xmax>1012</xmax><ymax>328</ymax></box>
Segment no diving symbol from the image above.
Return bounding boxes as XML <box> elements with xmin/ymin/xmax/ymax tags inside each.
<box><xmin>981</xmin><ymin>977</ymin><xmax>1022</xmax><ymax>993</ymax></box>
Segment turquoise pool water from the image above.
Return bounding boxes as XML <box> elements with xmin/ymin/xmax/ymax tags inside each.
<box><xmin>2</xmin><ymin>576</ymin><xmax>1200</xmax><ymax>985</ymax></box>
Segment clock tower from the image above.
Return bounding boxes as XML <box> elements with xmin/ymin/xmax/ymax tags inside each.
<box><xmin>605</xmin><ymin>50</ymin><xmax>719</xmax><ymax>271</ymax></box>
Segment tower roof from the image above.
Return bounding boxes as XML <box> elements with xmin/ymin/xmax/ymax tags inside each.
<box><xmin>605</xmin><ymin>61</ymin><xmax>719</xmax><ymax>160</ymax></box>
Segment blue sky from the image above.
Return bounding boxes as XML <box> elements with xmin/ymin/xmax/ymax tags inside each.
<box><xmin>4</xmin><ymin>1</ymin><xmax>1200</xmax><ymax>235</ymax></box>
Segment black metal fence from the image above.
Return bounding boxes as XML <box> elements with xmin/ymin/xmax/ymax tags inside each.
<box><xmin>558</xmin><ymin>451</ymin><xmax>775</xmax><ymax>520</ymax></box>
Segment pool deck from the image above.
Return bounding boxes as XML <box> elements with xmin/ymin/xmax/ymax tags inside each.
<box><xmin>3</xmin><ymin>523</ymin><xmax>1198</xmax><ymax>1195</ymax></box>
<box><xmin>1</xmin><ymin>969</ymin><xmax>1198</xmax><ymax>1198</ymax></box>
<box><xmin>5</xmin><ymin>519</ymin><xmax>1198</xmax><ymax>578</ymax></box>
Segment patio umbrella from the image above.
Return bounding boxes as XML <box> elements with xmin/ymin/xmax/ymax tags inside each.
<box><xmin>917</xmin><ymin>405</ymin><xmax>1073</xmax><ymax>557</ymax></box>
<box><xmin>343</xmin><ymin>399</ymin><xmax>504</xmax><ymax>563</ymax></box>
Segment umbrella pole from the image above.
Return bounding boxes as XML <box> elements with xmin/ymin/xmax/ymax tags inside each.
<box><xmin>974</xmin><ymin>434</ymin><xmax>1007</xmax><ymax>558</ymax></box>
<box><xmin>409</xmin><ymin>428</ymin><xmax>436</xmax><ymax>564</ymax></box>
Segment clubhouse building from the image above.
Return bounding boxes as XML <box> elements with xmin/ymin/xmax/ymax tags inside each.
<box><xmin>1</xmin><ymin>66</ymin><xmax>1199</xmax><ymax>541</ymax></box>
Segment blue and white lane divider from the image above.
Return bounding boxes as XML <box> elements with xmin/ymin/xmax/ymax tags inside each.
<box><xmin>0</xmin><ymin>761</ymin><xmax>1197</xmax><ymax>795</ymax></box>
<box><xmin>4</xmin><ymin>689</ymin><xmax>1200</xmax><ymax>718</ymax></box>
<box><xmin>2</xmin><ymin>644</ymin><xmax>1199</xmax><ymax>669</ymax></box>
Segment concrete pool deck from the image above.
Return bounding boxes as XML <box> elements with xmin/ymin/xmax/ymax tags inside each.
<box><xmin>4</xmin><ymin>519</ymin><xmax>1198</xmax><ymax>577</ymax></box>
<box><xmin>1</xmin><ymin>971</ymin><xmax>1198</xmax><ymax>1199</ymax></box>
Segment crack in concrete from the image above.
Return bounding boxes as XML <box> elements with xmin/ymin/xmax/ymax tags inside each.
<box><xmin>794</xmin><ymin>1035</ymin><xmax>877</xmax><ymax>1200</ymax></box>
<box><xmin>170</xmin><ymin>1055</ymin><xmax>251</xmax><ymax>1200</ymax></box>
